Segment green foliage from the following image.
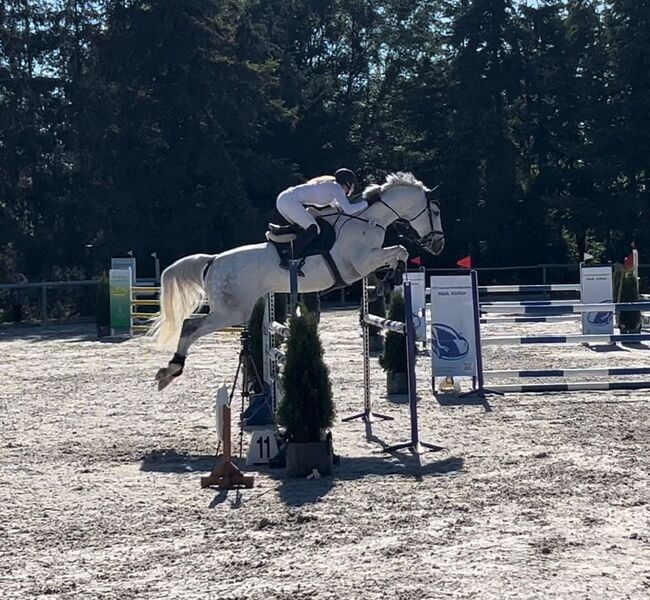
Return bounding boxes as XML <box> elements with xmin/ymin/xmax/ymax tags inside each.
<box><xmin>300</xmin><ymin>293</ymin><xmax>321</xmax><ymax>322</ymax></box>
<box><xmin>276</xmin><ymin>305</ymin><xmax>334</xmax><ymax>443</ymax></box>
<box><xmin>617</xmin><ymin>271</ymin><xmax>641</xmax><ymax>333</ymax></box>
<box><xmin>96</xmin><ymin>273</ymin><xmax>111</xmax><ymax>327</ymax></box>
<box><xmin>2</xmin><ymin>0</ymin><xmax>650</xmax><ymax>279</ymax></box>
<box><xmin>379</xmin><ymin>291</ymin><xmax>407</xmax><ymax>374</ymax></box>
<box><xmin>247</xmin><ymin>297</ymin><xmax>266</xmax><ymax>392</ymax></box>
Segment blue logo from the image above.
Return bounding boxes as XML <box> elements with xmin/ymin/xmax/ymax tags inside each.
<box><xmin>587</xmin><ymin>300</ymin><xmax>613</xmax><ymax>326</ymax></box>
<box><xmin>432</xmin><ymin>323</ymin><xmax>470</xmax><ymax>360</ymax></box>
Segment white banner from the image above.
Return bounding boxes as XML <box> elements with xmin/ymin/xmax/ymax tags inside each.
<box><xmin>429</xmin><ymin>274</ymin><xmax>478</xmax><ymax>377</ymax></box>
<box><xmin>580</xmin><ymin>264</ymin><xmax>613</xmax><ymax>334</ymax></box>
<box><xmin>399</xmin><ymin>270</ymin><xmax>426</xmax><ymax>341</ymax></box>
<box><xmin>111</xmin><ymin>257</ymin><xmax>137</xmax><ymax>285</ymax></box>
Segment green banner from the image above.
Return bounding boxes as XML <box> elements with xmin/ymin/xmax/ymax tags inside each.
<box><xmin>110</xmin><ymin>269</ymin><xmax>132</xmax><ymax>334</ymax></box>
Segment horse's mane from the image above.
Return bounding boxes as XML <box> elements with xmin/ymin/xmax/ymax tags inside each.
<box><xmin>362</xmin><ymin>172</ymin><xmax>426</xmax><ymax>201</ymax></box>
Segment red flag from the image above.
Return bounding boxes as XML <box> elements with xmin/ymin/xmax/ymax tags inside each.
<box><xmin>456</xmin><ymin>255</ymin><xmax>472</xmax><ymax>269</ymax></box>
<box><xmin>409</xmin><ymin>256</ymin><xmax>422</xmax><ymax>266</ymax></box>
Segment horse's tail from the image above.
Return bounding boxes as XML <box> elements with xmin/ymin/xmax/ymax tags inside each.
<box><xmin>149</xmin><ymin>253</ymin><xmax>214</xmax><ymax>349</ymax></box>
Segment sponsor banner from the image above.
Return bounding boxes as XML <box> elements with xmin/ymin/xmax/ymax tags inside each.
<box><xmin>580</xmin><ymin>264</ymin><xmax>613</xmax><ymax>334</ymax></box>
<box><xmin>111</xmin><ymin>257</ymin><xmax>137</xmax><ymax>285</ymax></box>
<box><xmin>429</xmin><ymin>274</ymin><xmax>478</xmax><ymax>377</ymax></box>
<box><xmin>109</xmin><ymin>268</ymin><xmax>132</xmax><ymax>335</ymax></box>
<box><xmin>399</xmin><ymin>270</ymin><xmax>426</xmax><ymax>341</ymax></box>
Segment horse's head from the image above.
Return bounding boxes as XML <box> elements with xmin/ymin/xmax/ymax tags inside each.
<box><xmin>365</xmin><ymin>173</ymin><xmax>445</xmax><ymax>255</ymax></box>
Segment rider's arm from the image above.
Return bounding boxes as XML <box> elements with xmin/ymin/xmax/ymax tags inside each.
<box><xmin>329</xmin><ymin>182</ymin><xmax>368</xmax><ymax>214</ymax></box>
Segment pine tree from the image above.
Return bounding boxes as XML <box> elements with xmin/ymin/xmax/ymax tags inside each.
<box><xmin>277</xmin><ymin>306</ymin><xmax>334</xmax><ymax>442</ymax></box>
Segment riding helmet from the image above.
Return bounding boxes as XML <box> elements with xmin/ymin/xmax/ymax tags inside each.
<box><xmin>334</xmin><ymin>168</ymin><xmax>358</xmax><ymax>188</ymax></box>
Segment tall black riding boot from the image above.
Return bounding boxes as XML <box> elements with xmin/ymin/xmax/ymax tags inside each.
<box><xmin>291</xmin><ymin>224</ymin><xmax>319</xmax><ymax>258</ymax></box>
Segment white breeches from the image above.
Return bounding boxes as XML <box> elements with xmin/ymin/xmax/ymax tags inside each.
<box><xmin>276</xmin><ymin>191</ymin><xmax>320</xmax><ymax>233</ymax></box>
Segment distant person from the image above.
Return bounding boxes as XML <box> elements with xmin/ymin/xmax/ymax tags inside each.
<box><xmin>9</xmin><ymin>271</ymin><xmax>28</xmax><ymax>323</ymax></box>
<box><xmin>275</xmin><ymin>168</ymin><xmax>367</xmax><ymax>268</ymax></box>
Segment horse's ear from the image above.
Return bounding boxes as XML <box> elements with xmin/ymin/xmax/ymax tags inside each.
<box><xmin>425</xmin><ymin>187</ymin><xmax>440</xmax><ymax>204</ymax></box>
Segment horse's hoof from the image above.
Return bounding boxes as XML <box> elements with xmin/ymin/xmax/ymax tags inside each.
<box><xmin>392</xmin><ymin>270</ymin><xmax>404</xmax><ymax>286</ymax></box>
<box><xmin>373</xmin><ymin>281</ymin><xmax>385</xmax><ymax>298</ymax></box>
<box><xmin>157</xmin><ymin>376</ymin><xmax>173</xmax><ymax>391</ymax></box>
<box><xmin>155</xmin><ymin>367</ymin><xmax>180</xmax><ymax>392</ymax></box>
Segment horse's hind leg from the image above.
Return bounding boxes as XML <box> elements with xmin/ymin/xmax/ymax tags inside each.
<box><xmin>155</xmin><ymin>311</ymin><xmax>236</xmax><ymax>391</ymax></box>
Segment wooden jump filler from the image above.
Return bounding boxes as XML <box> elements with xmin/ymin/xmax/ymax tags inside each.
<box><xmin>201</xmin><ymin>385</ymin><xmax>254</xmax><ymax>490</ymax></box>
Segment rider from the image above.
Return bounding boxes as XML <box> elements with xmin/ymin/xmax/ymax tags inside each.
<box><xmin>275</xmin><ymin>168</ymin><xmax>367</xmax><ymax>268</ymax></box>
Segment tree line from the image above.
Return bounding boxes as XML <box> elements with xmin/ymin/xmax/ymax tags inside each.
<box><xmin>1</xmin><ymin>0</ymin><xmax>648</xmax><ymax>282</ymax></box>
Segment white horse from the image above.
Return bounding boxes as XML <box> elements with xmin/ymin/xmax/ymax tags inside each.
<box><xmin>153</xmin><ymin>172</ymin><xmax>444</xmax><ymax>390</ymax></box>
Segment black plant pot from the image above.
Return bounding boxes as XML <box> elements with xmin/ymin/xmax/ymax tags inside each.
<box><xmin>285</xmin><ymin>435</ymin><xmax>333</xmax><ymax>478</ymax></box>
<box><xmin>387</xmin><ymin>371</ymin><xmax>408</xmax><ymax>395</ymax></box>
<box><xmin>97</xmin><ymin>324</ymin><xmax>112</xmax><ymax>338</ymax></box>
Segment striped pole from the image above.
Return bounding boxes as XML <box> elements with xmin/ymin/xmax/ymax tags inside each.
<box><xmin>485</xmin><ymin>367</ymin><xmax>650</xmax><ymax>378</ymax></box>
<box><xmin>482</xmin><ymin>333</ymin><xmax>650</xmax><ymax>346</ymax></box>
<box><xmin>480</xmin><ymin>301</ymin><xmax>650</xmax><ymax>315</ymax></box>
<box><xmin>478</xmin><ymin>284</ymin><xmax>580</xmax><ymax>293</ymax></box>
<box><xmin>481</xmin><ymin>299</ymin><xmax>581</xmax><ymax>307</ymax></box>
<box><xmin>488</xmin><ymin>381</ymin><xmax>650</xmax><ymax>393</ymax></box>
<box><xmin>481</xmin><ymin>315</ymin><xmax>581</xmax><ymax>324</ymax></box>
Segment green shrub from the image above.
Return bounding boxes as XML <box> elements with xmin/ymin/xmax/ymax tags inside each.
<box><xmin>277</xmin><ymin>304</ymin><xmax>334</xmax><ymax>442</ymax></box>
<box><xmin>617</xmin><ymin>270</ymin><xmax>641</xmax><ymax>333</ymax></box>
<box><xmin>379</xmin><ymin>291</ymin><xmax>407</xmax><ymax>373</ymax></box>
<box><xmin>247</xmin><ymin>297</ymin><xmax>266</xmax><ymax>392</ymax></box>
<box><xmin>300</xmin><ymin>292</ymin><xmax>321</xmax><ymax>322</ymax></box>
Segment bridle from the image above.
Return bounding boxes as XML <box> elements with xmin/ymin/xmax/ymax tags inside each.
<box><xmin>373</xmin><ymin>188</ymin><xmax>445</xmax><ymax>250</ymax></box>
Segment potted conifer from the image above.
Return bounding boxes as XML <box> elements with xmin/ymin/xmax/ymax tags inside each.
<box><xmin>379</xmin><ymin>291</ymin><xmax>408</xmax><ymax>394</ymax></box>
<box><xmin>277</xmin><ymin>304</ymin><xmax>335</xmax><ymax>477</ymax></box>
<box><xmin>96</xmin><ymin>273</ymin><xmax>111</xmax><ymax>338</ymax></box>
<box><xmin>618</xmin><ymin>270</ymin><xmax>642</xmax><ymax>334</ymax></box>
<box><xmin>300</xmin><ymin>292</ymin><xmax>321</xmax><ymax>322</ymax></box>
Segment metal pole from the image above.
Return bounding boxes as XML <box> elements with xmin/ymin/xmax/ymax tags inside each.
<box><xmin>342</xmin><ymin>278</ymin><xmax>392</xmax><ymax>423</ymax></box>
<box><xmin>289</xmin><ymin>260</ymin><xmax>299</xmax><ymax>315</ymax></box>
<box><xmin>41</xmin><ymin>285</ymin><xmax>48</xmax><ymax>325</ymax></box>
<box><xmin>383</xmin><ymin>282</ymin><xmax>443</xmax><ymax>454</ymax></box>
<box><xmin>404</xmin><ymin>283</ymin><xmax>420</xmax><ymax>447</ymax></box>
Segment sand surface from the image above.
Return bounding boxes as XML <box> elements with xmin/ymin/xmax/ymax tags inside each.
<box><xmin>1</xmin><ymin>311</ymin><xmax>649</xmax><ymax>599</ymax></box>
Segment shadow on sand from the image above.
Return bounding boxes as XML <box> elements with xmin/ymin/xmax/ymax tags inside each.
<box><xmin>0</xmin><ymin>322</ymin><xmax>130</xmax><ymax>344</ymax></box>
<box><xmin>139</xmin><ymin>446</ymin><xmax>464</xmax><ymax>508</ymax></box>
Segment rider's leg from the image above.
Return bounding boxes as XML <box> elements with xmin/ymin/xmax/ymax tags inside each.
<box><xmin>276</xmin><ymin>195</ymin><xmax>320</xmax><ymax>265</ymax></box>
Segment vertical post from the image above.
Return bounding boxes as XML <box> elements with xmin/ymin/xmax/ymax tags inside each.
<box><xmin>404</xmin><ymin>283</ymin><xmax>420</xmax><ymax>448</ymax></box>
<box><xmin>362</xmin><ymin>277</ymin><xmax>371</xmax><ymax>415</ymax></box>
<box><xmin>460</xmin><ymin>269</ymin><xmax>502</xmax><ymax>399</ymax></box>
<box><xmin>471</xmin><ymin>270</ymin><xmax>487</xmax><ymax>392</ymax></box>
<box><xmin>289</xmin><ymin>260</ymin><xmax>299</xmax><ymax>316</ymax></box>
<box><xmin>383</xmin><ymin>282</ymin><xmax>443</xmax><ymax>454</ymax></box>
<box><xmin>41</xmin><ymin>285</ymin><xmax>48</xmax><ymax>325</ymax></box>
<box><xmin>152</xmin><ymin>252</ymin><xmax>161</xmax><ymax>286</ymax></box>
<box><xmin>341</xmin><ymin>278</ymin><xmax>392</xmax><ymax>423</ymax></box>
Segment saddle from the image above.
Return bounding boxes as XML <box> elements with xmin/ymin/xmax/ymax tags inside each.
<box><xmin>265</xmin><ymin>218</ymin><xmax>345</xmax><ymax>289</ymax></box>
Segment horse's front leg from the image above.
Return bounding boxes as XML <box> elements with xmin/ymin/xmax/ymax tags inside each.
<box><xmin>351</xmin><ymin>244</ymin><xmax>409</xmax><ymax>284</ymax></box>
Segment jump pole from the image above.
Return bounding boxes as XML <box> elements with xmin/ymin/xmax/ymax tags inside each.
<box><xmin>342</xmin><ymin>277</ymin><xmax>393</xmax><ymax>423</ymax></box>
